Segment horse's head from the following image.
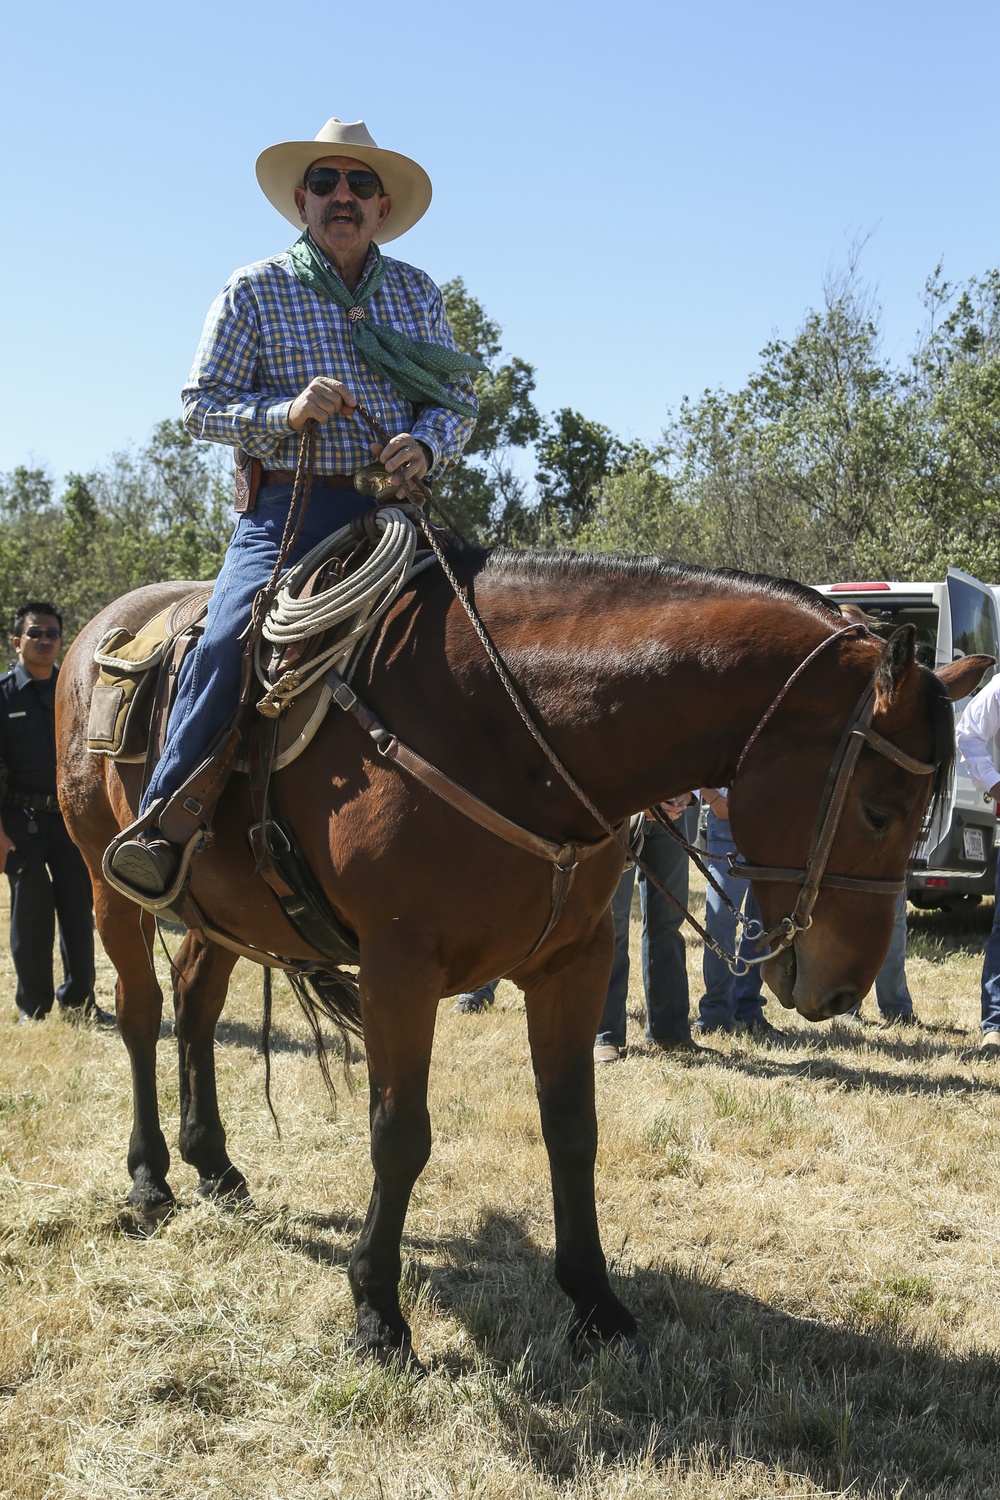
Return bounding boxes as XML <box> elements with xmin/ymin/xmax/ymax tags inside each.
<box><xmin>728</xmin><ymin>626</ymin><xmax>992</xmax><ymax>1021</ymax></box>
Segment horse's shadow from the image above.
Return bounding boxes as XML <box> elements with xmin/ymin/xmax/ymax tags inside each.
<box><xmin>269</xmin><ymin>1203</ymin><xmax>1000</xmax><ymax>1492</ymax></box>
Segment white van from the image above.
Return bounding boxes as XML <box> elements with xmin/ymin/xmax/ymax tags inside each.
<box><xmin>812</xmin><ymin>569</ymin><xmax>999</xmax><ymax>910</ymax></box>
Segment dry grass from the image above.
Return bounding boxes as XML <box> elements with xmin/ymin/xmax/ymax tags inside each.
<box><xmin>2</xmin><ymin>881</ymin><xmax>1000</xmax><ymax>1499</ymax></box>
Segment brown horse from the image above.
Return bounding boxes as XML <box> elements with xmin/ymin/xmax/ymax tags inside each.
<box><xmin>56</xmin><ymin>550</ymin><xmax>987</xmax><ymax>1363</ymax></box>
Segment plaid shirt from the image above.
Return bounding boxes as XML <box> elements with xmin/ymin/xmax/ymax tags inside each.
<box><xmin>181</xmin><ymin>245</ymin><xmax>477</xmax><ymax>476</ymax></box>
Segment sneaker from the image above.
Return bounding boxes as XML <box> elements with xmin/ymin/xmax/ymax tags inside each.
<box><xmin>593</xmin><ymin>1043</ymin><xmax>623</xmax><ymax>1064</ymax></box>
<box><xmin>109</xmin><ymin>836</ymin><xmax>179</xmax><ymax>897</ymax></box>
<box><xmin>61</xmin><ymin>1001</ymin><xmax>116</xmax><ymax>1029</ymax></box>
<box><xmin>16</xmin><ymin>1008</ymin><xmax>43</xmax><ymax>1025</ymax></box>
<box><xmin>452</xmin><ymin>986</ymin><xmax>496</xmax><ymax>1015</ymax></box>
<box><xmin>879</xmin><ymin>1012</ymin><xmax>919</xmax><ymax>1028</ymax></box>
<box><xmin>692</xmin><ymin>1019</ymin><xmax>734</xmax><ymax>1036</ymax></box>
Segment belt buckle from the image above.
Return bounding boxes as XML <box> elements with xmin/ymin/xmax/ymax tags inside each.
<box><xmin>353</xmin><ymin>463</ymin><xmax>397</xmax><ymax>500</ymax></box>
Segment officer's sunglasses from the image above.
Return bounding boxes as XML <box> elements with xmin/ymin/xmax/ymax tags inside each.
<box><xmin>305</xmin><ymin>167</ymin><xmax>383</xmax><ymax>200</ymax></box>
<box><xmin>24</xmin><ymin>628</ymin><xmax>61</xmax><ymax>640</ymax></box>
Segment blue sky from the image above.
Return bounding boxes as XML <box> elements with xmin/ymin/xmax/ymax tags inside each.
<box><xmin>3</xmin><ymin>0</ymin><xmax>998</xmax><ymax>487</ymax></box>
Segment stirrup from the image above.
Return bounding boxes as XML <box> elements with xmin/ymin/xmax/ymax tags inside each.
<box><xmin>103</xmin><ymin>800</ymin><xmax>203</xmax><ymax>914</ymax></box>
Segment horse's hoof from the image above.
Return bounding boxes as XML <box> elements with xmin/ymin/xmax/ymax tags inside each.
<box><xmin>119</xmin><ymin>1195</ymin><xmax>175</xmax><ymax>1236</ymax></box>
<box><xmin>572</xmin><ymin>1328</ymin><xmax>651</xmax><ymax>1370</ymax></box>
<box><xmin>196</xmin><ymin>1170</ymin><xmax>251</xmax><ymax>1205</ymax></box>
<box><xmin>350</xmin><ymin>1335</ymin><xmax>427</xmax><ymax>1378</ymax></box>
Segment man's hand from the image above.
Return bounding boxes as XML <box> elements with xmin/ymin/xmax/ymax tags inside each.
<box><xmin>288</xmin><ymin>377</ymin><xmax>358</xmax><ymax>432</ymax></box>
<box><xmin>661</xmin><ymin>793</ymin><xmax>693</xmax><ymax>821</ymax></box>
<box><xmin>0</xmin><ymin>822</ymin><xmax>14</xmax><ymax>869</ymax></box>
<box><xmin>371</xmin><ymin>435</ymin><xmax>430</xmax><ymax>498</ymax></box>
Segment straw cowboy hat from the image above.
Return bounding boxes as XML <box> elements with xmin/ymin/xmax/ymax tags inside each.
<box><xmin>255</xmin><ymin>117</ymin><xmax>432</xmax><ymax>245</ymax></box>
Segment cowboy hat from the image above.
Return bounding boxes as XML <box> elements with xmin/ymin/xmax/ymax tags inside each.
<box><xmin>255</xmin><ymin>117</ymin><xmax>432</xmax><ymax>245</ymax></box>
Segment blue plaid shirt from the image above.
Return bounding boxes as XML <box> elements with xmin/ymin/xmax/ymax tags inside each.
<box><xmin>181</xmin><ymin>245</ymin><xmax>477</xmax><ymax>476</ymax></box>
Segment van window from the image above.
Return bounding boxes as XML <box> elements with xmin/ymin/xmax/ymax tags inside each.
<box><xmin>833</xmin><ymin>597</ymin><xmax>939</xmax><ymax>664</ymax></box>
<box><xmin>949</xmin><ymin>574</ymin><xmax>996</xmax><ymax>661</ymax></box>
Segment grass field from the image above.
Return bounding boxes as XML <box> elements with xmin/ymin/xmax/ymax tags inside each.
<box><xmin>3</xmin><ymin>882</ymin><xmax>1000</xmax><ymax>1499</ymax></box>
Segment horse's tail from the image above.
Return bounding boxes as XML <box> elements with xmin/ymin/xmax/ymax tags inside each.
<box><xmin>261</xmin><ymin>965</ymin><xmax>362</xmax><ymax>1123</ymax></box>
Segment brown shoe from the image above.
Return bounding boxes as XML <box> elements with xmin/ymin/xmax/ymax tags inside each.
<box><xmin>109</xmin><ymin>837</ymin><xmax>180</xmax><ymax>897</ymax></box>
<box><xmin>593</xmin><ymin>1043</ymin><xmax>623</xmax><ymax>1065</ymax></box>
<box><xmin>961</xmin><ymin>1032</ymin><xmax>1000</xmax><ymax>1063</ymax></box>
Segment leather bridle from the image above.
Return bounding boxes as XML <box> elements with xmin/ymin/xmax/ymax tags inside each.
<box><xmin>728</xmin><ymin>626</ymin><xmax>937</xmax><ymax>959</ymax></box>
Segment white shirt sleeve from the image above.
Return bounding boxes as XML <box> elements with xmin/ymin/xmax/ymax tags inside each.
<box><xmin>956</xmin><ymin>676</ymin><xmax>1000</xmax><ymax>794</ymax></box>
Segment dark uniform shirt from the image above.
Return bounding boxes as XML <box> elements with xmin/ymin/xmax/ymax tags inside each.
<box><xmin>0</xmin><ymin>662</ymin><xmax>59</xmax><ymax>804</ymax></box>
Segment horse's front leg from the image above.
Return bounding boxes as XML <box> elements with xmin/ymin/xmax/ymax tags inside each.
<box><xmin>172</xmin><ymin>931</ymin><xmax>245</xmax><ymax>1200</ymax></box>
<box><xmin>522</xmin><ymin>913</ymin><xmax>644</xmax><ymax>1355</ymax></box>
<box><xmin>348</xmin><ymin>943</ymin><xmax>441</xmax><ymax>1365</ymax></box>
<box><xmin>93</xmin><ymin>887</ymin><xmax>173</xmax><ymax>1223</ymax></box>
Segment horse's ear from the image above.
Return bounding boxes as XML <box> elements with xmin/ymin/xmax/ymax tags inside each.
<box><xmin>874</xmin><ymin>624</ymin><xmax>917</xmax><ymax>712</ymax></box>
<box><xmin>936</xmin><ymin>654</ymin><xmax>996</xmax><ymax>703</ymax></box>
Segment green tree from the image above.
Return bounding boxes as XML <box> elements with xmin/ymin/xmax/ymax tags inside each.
<box><xmin>534</xmin><ymin>408</ymin><xmax>639</xmax><ymax>540</ymax></box>
<box><xmin>435</xmin><ymin>278</ymin><xmax>540</xmax><ymax>541</ymax></box>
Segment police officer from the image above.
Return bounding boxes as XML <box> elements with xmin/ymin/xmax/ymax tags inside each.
<box><xmin>0</xmin><ymin>602</ymin><xmax>112</xmax><ymax>1026</ymax></box>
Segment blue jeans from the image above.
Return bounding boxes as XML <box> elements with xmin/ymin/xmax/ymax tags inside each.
<box><xmin>982</xmin><ymin>854</ymin><xmax>1000</xmax><ymax>1033</ymax></box>
<box><xmin>873</xmin><ymin>891</ymin><xmax>913</xmax><ymax>1017</ymax></box>
<box><xmin>698</xmin><ymin>811</ymin><xmax>765</xmax><ymax>1030</ymax></box>
<box><xmin>595</xmin><ymin>813</ymin><xmax>692</xmax><ymax>1049</ymax></box>
<box><xmin>142</xmin><ymin>483</ymin><xmax>373</xmax><ymax>813</ymax></box>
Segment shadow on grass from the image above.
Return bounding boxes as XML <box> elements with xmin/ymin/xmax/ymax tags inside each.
<box><xmin>268</xmin><ymin>1194</ymin><xmax>1000</xmax><ymax>1492</ymax></box>
<box><xmin>408</xmin><ymin>1209</ymin><xmax>1000</xmax><ymax>1496</ymax></box>
<box><xmin>706</xmin><ymin>1027</ymin><xmax>1000</xmax><ymax>1099</ymax></box>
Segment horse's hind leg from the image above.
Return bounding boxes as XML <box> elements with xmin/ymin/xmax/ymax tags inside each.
<box><xmin>347</xmin><ymin>945</ymin><xmax>440</xmax><ymax>1364</ymax></box>
<box><xmin>94</xmin><ymin>886</ymin><xmax>173</xmax><ymax>1222</ymax></box>
<box><xmin>171</xmin><ymin>931</ymin><xmax>246</xmax><ymax>1200</ymax></box>
<box><xmin>522</xmin><ymin>918</ymin><xmax>644</xmax><ymax>1355</ymax></box>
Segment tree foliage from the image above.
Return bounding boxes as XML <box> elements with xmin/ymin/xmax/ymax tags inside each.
<box><xmin>4</xmin><ymin>263</ymin><xmax>1000</xmax><ymax>653</ymax></box>
<box><xmin>0</xmin><ymin>421</ymin><xmax>230</xmax><ymax>645</ymax></box>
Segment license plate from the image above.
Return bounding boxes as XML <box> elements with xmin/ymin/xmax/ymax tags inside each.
<box><xmin>964</xmin><ymin>827</ymin><xmax>986</xmax><ymax>862</ymax></box>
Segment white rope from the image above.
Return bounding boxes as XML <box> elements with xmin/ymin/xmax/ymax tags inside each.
<box><xmin>254</xmin><ymin>507</ymin><xmax>419</xmax><ymax>715</ymax></box>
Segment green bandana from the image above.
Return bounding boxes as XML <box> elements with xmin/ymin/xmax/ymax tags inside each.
<box><xmin>285</xmin><ymin>233</ymin><xmax>482</xmax><ymax>417</ymax></box>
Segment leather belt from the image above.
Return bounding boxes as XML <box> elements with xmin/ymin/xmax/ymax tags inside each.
<box><xmin>5</xmin><ymin>791</ymin><xmax>59</xmax><ymax>812</ymax></box>
<box><xmin>261</xmin><ymin>470</ymin><xmax>357</xmax><ymax>489</ymax></box>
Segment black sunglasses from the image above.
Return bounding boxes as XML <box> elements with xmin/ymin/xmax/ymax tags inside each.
<box><xmin>305</xmin><ymin>167</ymin><xmax>383</xmax><ymax>200</ymax></box>
<box><xmin>24</xmin><ymin>627</ymin><xmax>61</xmax><ymax>640</ymax></box>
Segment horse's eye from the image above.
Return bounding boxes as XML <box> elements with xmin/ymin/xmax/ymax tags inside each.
<box><xmin>862</xmin><ymin>805</ymin><xmax>892</xmax><ymax>835</ymax></box>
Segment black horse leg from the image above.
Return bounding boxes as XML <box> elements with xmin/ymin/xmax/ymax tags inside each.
<box><xmin>347</xmin><ymin>954</ymin><xmax>440</xmax><ymax>1363</ymax></box>
<box><xmin>523</xmin><ymin>919</ymin><xmax>643</xmax><ymax>1353</ymax></box>
<box><xmin>172</xmin><ymin>931</ymin><xmax>246</xmax><ymax>1200</ymax></box>
<box><xmin>95</xmin><ymin>894</ymin><xmax>173</xmax><ymax>1222</ymax></box>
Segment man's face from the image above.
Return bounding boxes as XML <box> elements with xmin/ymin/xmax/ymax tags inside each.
<box><xmin>293</xmin><ymin>155</ymin><xmax>392</xmax><ymax>266</ymax></box>
<box><xmin>14</xmin><ymin>612</ymin><xmax>62</xmax><ymax>675</ymax></box>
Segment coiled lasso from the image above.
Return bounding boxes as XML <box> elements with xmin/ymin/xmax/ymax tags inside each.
<box><xmin>254</xmin><ymin>506</ymin><xmax>426</xmax><ymax>717</ymax></box>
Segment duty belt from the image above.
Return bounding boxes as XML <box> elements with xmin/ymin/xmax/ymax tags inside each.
<box><xmin>4</xmin><ymin>791</ymin><xmax>59</xmax><ymax>812</ymax></box>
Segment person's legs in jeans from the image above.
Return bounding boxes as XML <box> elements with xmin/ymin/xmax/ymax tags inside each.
<box><xmin>981</xmin><ymin>855</ymin><xmax>1000</xmax><ymax>1035</ymax></box>
<box><xmin>732</xmin><ymin>884</ymin><xmax>766</xmax><ymax>1027</ymax></box>
<box><xmin>142</xmin><ymin>486</ymin><xmax>373</xmax><ymax>815</ymax></box>
<box><xmin>595</xmin><ymin>864</ymin><xmax>637</xmax><ymax>1051</ymax></box>
<box><xmin>639</xmin><ymin>818</ymin><xmax>692</xmax><ymax>1044</ymax></box>
<box><xmin>698</xmin><ymin>811</ymin><xmax>740</xmax><ymax>1031</ymax></box>
<box><xmin>873</xmin><ymin>891</ymin><xmax>914</xmax><ymax>1019</ymax></box>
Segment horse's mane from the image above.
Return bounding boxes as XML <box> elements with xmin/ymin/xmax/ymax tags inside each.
<box><xmin>470</xmin><ymin>543</ymin><xmax>955</xmax><ymax>805</ymax></box>
<box><xmin>477</xmin><ymin>546</ymin><xmax>841</xmax><ymax>623</ymax></box>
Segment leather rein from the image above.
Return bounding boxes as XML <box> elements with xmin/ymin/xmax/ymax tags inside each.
<box><xmin>268</xmin><ymin>424</ymin><xmax>939</xmax><ymax>974</ymax></box>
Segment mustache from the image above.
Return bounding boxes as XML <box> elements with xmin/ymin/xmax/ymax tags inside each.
<box><xmin>320</xmin><ymin>199</ymin><xmax>363</xmax><ymax>228</ymax></box>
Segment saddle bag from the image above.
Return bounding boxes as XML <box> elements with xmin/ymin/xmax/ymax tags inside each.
<box><xmin>86</xmin><ymin>595</ymin><xmax>210</xmax><ymax>759</ymax></box>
